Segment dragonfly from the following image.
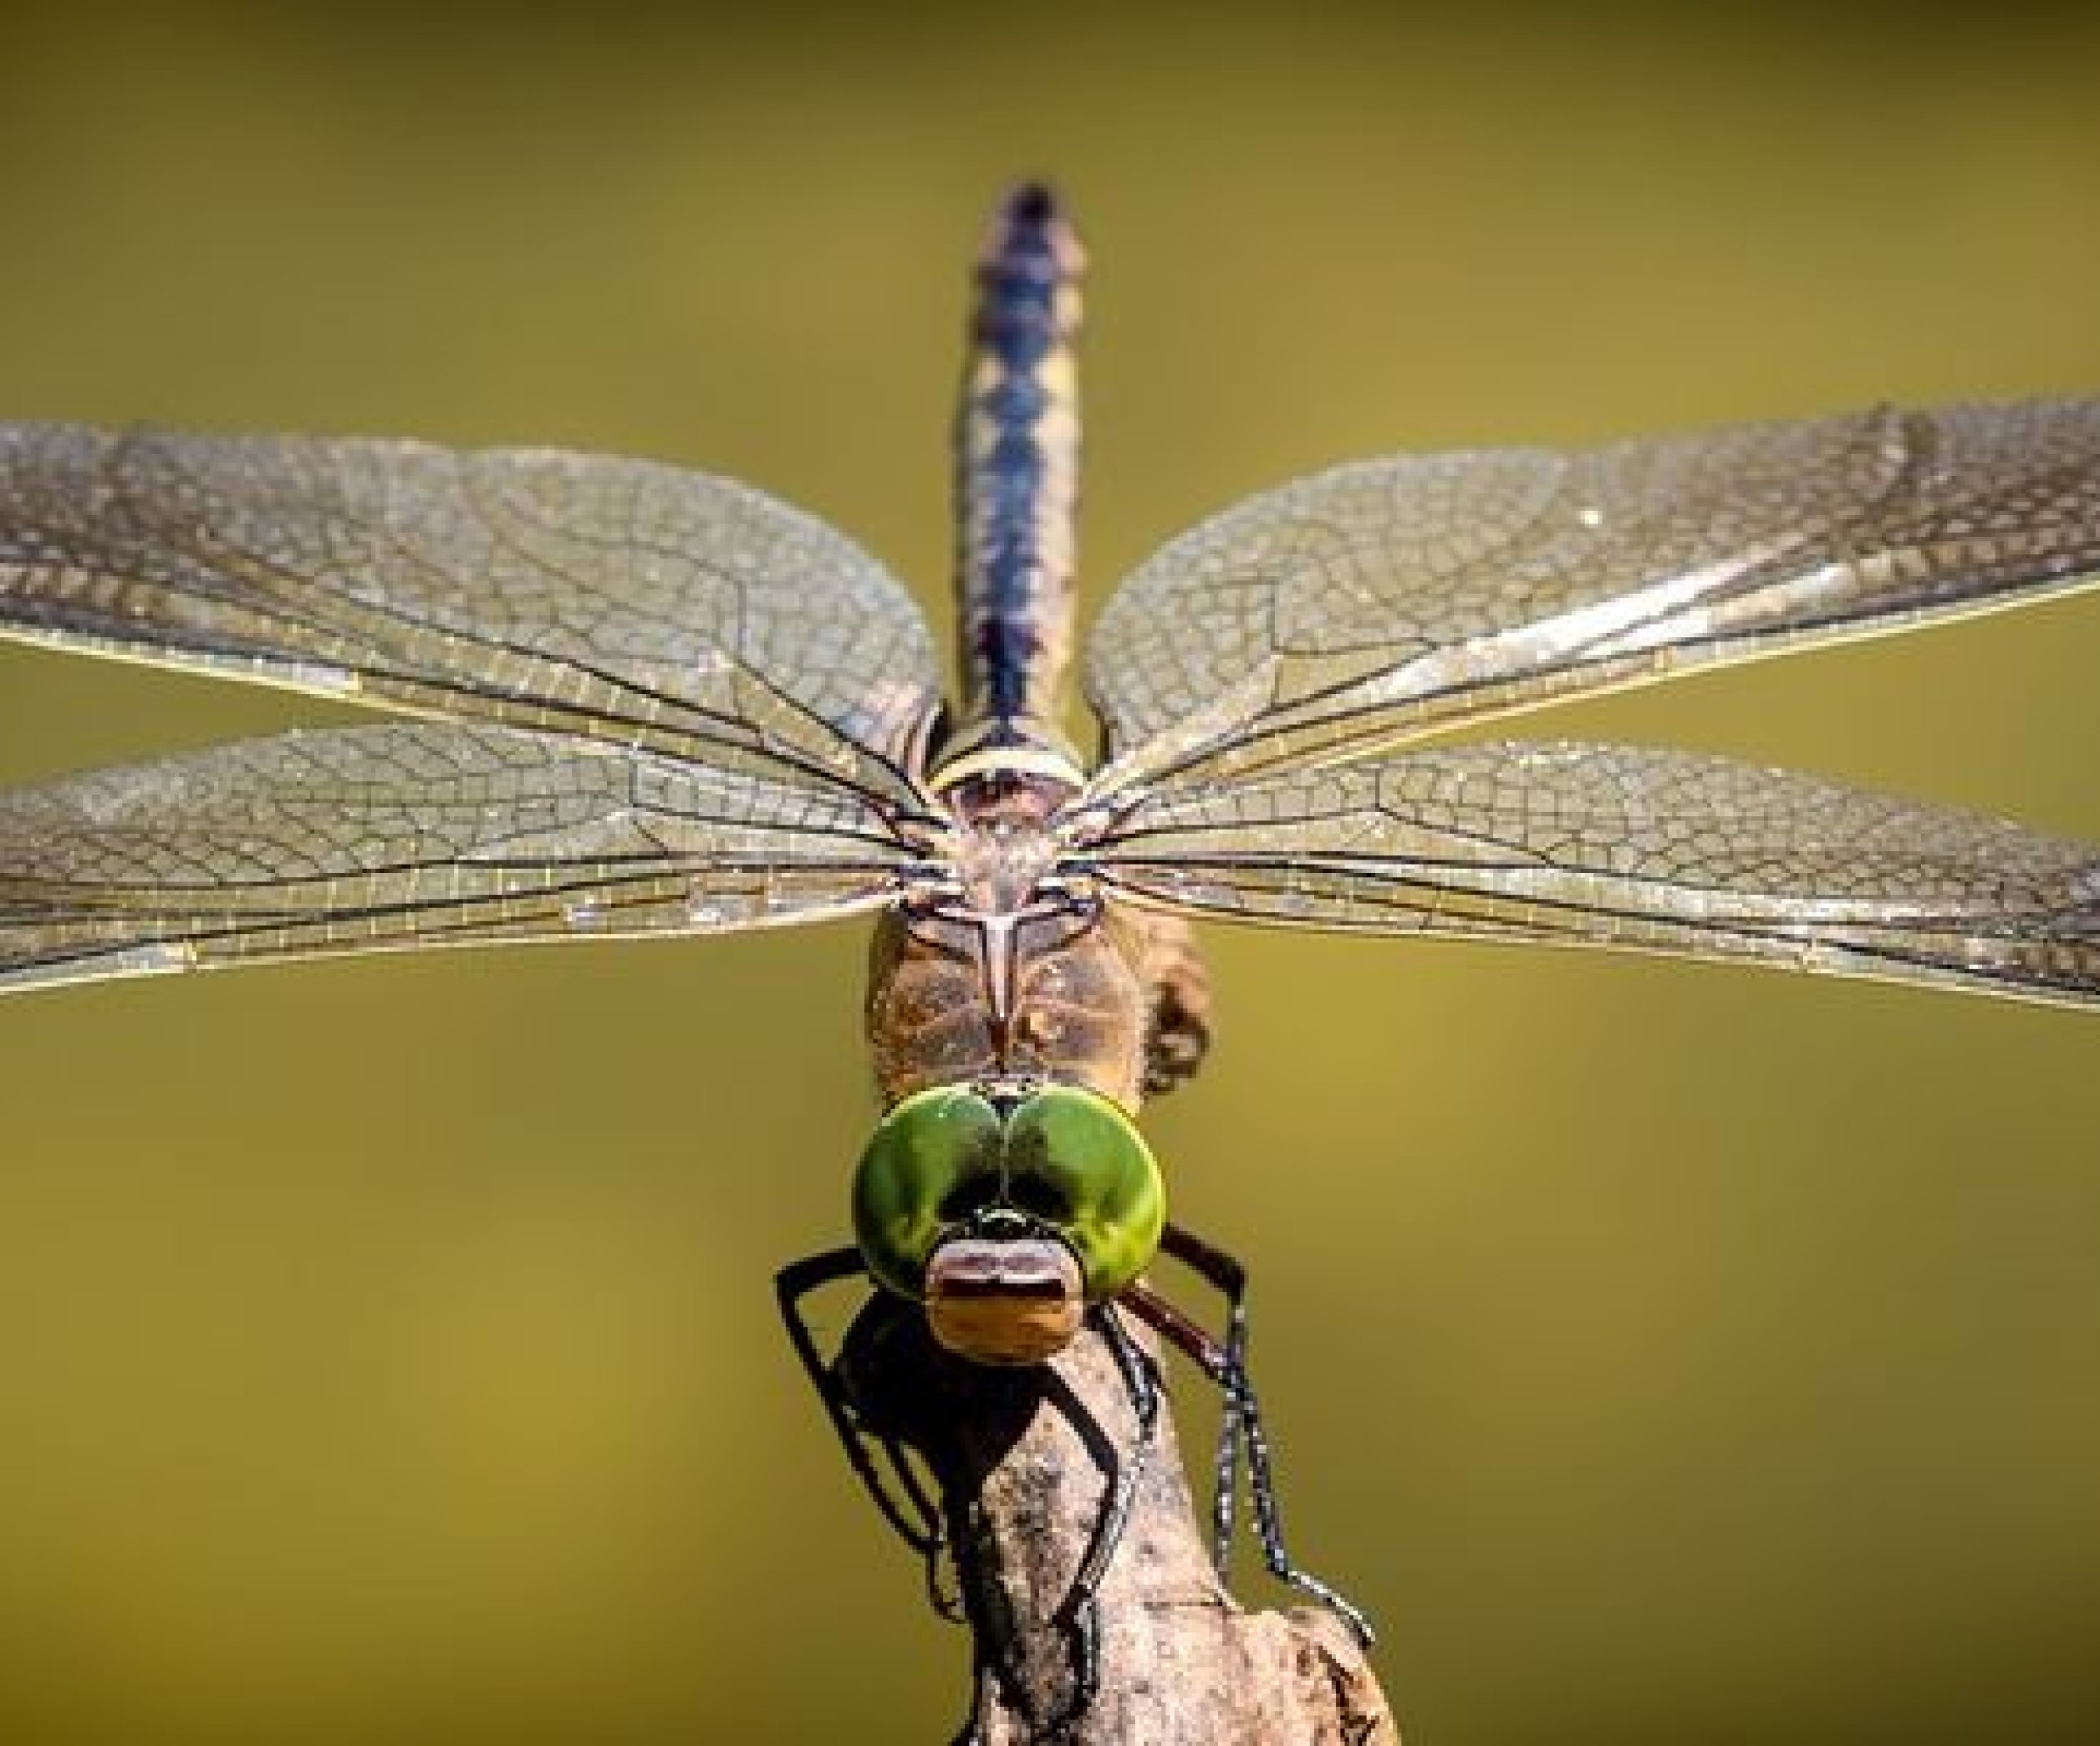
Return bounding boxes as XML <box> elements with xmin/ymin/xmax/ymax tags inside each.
<box><xmin>2</xmin><ymin>183</ymin><xmax>2097</xmax><ymax>1687</ymax></box>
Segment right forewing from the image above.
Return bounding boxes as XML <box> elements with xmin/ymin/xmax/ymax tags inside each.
<box><xmin>0</xmin><ymin>426</ymin><xmax>944</xmax><ymax>813</ymax></box>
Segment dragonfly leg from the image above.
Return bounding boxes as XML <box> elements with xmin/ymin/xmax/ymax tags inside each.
<box><xmin>1066</xmin><ymin>1300</ymin><xmax>1161</xmax><ymax>1601</ymax></box>
<box><xmin>1031</xmin><ymin>1301</ymin><xmax>1161</xmax><ymax>1738</ymax></box>
<box><xmin>1156</xmin><ymin>1223</ymin><xmax>1251</xmax><ymax>1575</ymax></box>
<box><xmin>774</xmin><ymin>1248</ymin><xmax>953</xmax><ymax>1605</ymax></box>
<box><xmin>1117</xmin><ymin>1280</ymin><xmax>1240</xmax><ymax>1578</ymax></box>
<box><xmin>1123</xmin><ymin>1227</ymin><xmax>1375</xmax><ymax>1646</ymax></box>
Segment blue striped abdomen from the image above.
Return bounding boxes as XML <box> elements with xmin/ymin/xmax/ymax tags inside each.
<box><xmin>945</xmin><ymin>183</ymin><xmax>1084</xmax><ymax>775</ymax></box>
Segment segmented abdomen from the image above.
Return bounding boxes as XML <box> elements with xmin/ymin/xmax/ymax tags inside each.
<box><xmin>948</xmin><ymin>183</ymin><xmax>1084</xmax><ymax>759</ymax></box>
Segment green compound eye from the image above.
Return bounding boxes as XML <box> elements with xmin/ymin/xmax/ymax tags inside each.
<box><xmin>851</xmin><ymin>1083</ymin><xmax>1166</xmax><ymax>1308</ymax></box>
<box><xmin>1004</xmin><ymin>1086</ymin><xmax>1165</xmax><ymax>1300</ymax></box>
<box><xmin>852</xmin><ymin>1086</ymin><xmax>1002</xmax><ymax>1299</ymax></box>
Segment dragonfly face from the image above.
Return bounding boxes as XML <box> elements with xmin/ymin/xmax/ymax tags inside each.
<box><xmin>853</xmin><ymin>1081</ymin><xmax>1165</xmax><ymax>1364</ymax></box>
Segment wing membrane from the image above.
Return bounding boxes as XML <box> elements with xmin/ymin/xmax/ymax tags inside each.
<box><xmin>1087</xmin><ymin>742</ymin><xmax>2100</xmax><ymax>1008</ymax></box>
<box><xmin>0</xmin><ymin>426</ymin><xmax>941</xmax><ymax>811</ymax></box>
<box><xmin>0</xmin><ymin>722</ymin><xmax>918</xmax><ymax>993</ymax></box>
<box><xmin>1085</xmin><ymin>401</ymin><xmax>2100</xmax><ymax>793</ymax></box>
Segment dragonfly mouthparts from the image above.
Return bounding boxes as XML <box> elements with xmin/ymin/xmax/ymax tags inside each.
<box><xmin>924</xmin><ymin>1228</ymin><xmax>1085</xmax><ymax>1366</ymax></box>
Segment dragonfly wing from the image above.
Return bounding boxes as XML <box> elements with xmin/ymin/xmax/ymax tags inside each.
<box><xmin>1085</xmin><ymin>741</ymin><xmax>2100</xmax><ymax>1008</ymax></box>
<box><xmin>0</xmin><ymin>426</ymin><xmax>942</xmax><ymax>811</ymax></box>
<box><xmin>0</xmin><ymin>722</ymin><xmax>918</xmax><ymax>994</ymax></box>
<box><xmin>1084</xmin><ymin>400</ymin><xmax>2100</xmax><ymax>793</ymax></box>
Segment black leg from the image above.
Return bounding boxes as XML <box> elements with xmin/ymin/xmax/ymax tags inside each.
<box><xmin>774</xmin><ymin>1248</ymin><xmax>946</xmax><ymax>1566</ymax></box>
<box><xmin>1157</xmin><ymin>1223</ymin><xmax>1250</xmax><ymax>1576</ymax></box>
<box><xmin>1114</xmin><ymin>1280</ymin><xmax>1236</xmax><ymax>1575</ymax></box>
<box><xmin>1022</xmin><ymin>1300</ymin><xmax>1165</xmax><ymax>1738</ymax></box>
<box><xmin>1063</xmin><ymin>1301</ymin><xmax>1160</xmax><ymax>1605</ymax></box>
<box><xmin>1122</xmin><ymin>1227</ymin><xmax>1375</xmax><ymax>1646</ymax></box>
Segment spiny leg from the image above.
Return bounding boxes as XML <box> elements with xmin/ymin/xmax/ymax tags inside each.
<box><xmin>1229</xmin><ymin>1362</ymin><xmax>1374</xmax><ymax>1643</ymax></box>
<box><xmin>774</xmin><ymin>1249</ymin><xmax>949</xmax><ymax>1580</ymax></box>
<box><xmin>1065</xmin><ymin>1301</ymin><xmax>1162</xmax><ymax>1603</ymax></box>
<box><xmin>1118</xmin><ymin>1280</ymin><xmax>1241</xmax><ymax>1577</ymax></box>
<box><xmin>1124</xmin><ymin>1227</ymin><xmax>1375</xmax><ymax>1645</ymax></box>
<box><xmin>1032</xmin><ymin>1301</ymin><xmax>1164</xmax><ymax>1738</ymax></box>
<box><xmin>1157</xmin><ymin>1223</ymin><xmax>1250</xmax><ymax>1575</ymax></box>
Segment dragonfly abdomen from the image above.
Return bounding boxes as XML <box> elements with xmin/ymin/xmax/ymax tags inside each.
<box><xmin>944</xmin><ymin>182</ymin><xmax>1084</xmax><ymax>774</ymax></box>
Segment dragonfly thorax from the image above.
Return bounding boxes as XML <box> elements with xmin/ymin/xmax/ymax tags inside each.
<box><xmin>866</xmin><ymin>773</ymin><xmax>1154</xmax><ymax>1115</ymax></box>
<box><xmin>945</xmin><ymin>779</ymin><xmax>1072</xmax><ymax>915</ymax></box>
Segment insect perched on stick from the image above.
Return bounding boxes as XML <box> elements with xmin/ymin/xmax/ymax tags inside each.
<box><xmin>1</xmin><ymin>183</ymin><xmax>2095</xmax><ymax>1732</ymax></box>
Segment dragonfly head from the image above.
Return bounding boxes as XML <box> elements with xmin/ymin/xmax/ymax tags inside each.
<box><xmin>851</xmin><ymin>1082</ymin><xmax>1165</xmax><ymax>1366</ymax></box>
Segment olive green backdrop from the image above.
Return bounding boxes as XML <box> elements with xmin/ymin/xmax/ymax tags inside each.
<box><xmin>0</xmin><ymin>5</ymin><xmax>2095</xmax><ymax>1743</ymax></box>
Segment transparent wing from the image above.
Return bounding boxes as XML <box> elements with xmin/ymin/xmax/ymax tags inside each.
<box><xmin>0</xmin><ymin>723</ymin><xmax>919</xmax><ymax>994</ymax></box>
<box><xmin>1085</xmin><ymin>401</ymin><xmax>2100</xmax><ymax>794</ymax></box>
<box><xmin>1084</xmin><ymin>742</ymin><xmax>2100</xmax><ymax>1008</ymax></box>
<box><xmin>0</xmin><ymin>425</ymin><xmax>942</xmax><ymax>813</ymax></box>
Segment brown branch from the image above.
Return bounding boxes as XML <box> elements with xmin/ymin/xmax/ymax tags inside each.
<box><xmin>851</xmin><ymin>1313</ymin><xmax>1398</xmax><ymax>1743</ymax></box>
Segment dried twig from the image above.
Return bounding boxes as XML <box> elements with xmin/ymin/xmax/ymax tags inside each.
<box><xmin>848</xmin><ymin>1311</ymin><xmax>1397</xmax><ymax>1743</ymax></box>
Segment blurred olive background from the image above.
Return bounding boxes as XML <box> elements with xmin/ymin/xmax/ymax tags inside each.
<box><xmin>0</xmin><ymin>3</ymin><xmax>2096</xmax><ymax>1742</ymax></box>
